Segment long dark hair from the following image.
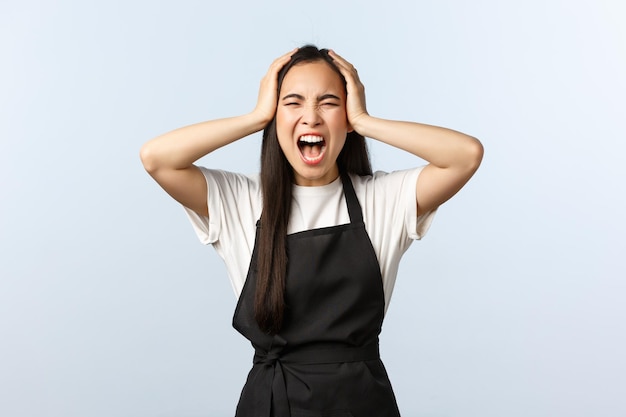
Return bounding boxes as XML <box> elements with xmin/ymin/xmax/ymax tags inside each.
<box><xmin>256</xmin><ymin>45</ymin><xmax>372</xmax><ymax>334</ymax></box>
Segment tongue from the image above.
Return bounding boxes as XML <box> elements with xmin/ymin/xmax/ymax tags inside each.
<box><xmin>301</xmin><ymin>144</ymin><xmax>322</xmax><ymax>159</ymax></box>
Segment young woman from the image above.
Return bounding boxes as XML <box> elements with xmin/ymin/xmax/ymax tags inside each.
<box><xmin>140</xmin><ymin>45</ymin><xmax>483</xmax><ymax>417</ymax></box>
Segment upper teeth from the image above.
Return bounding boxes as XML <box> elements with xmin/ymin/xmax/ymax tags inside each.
<box><xmin>299</xmin><ymin>135</ymin><xmax>324</xmax><ymax>144</ymax></box>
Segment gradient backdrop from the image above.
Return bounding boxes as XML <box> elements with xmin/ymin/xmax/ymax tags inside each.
<box><xmin>1</xmin><ymin>0</ymin><xmax>624</xmax><ymax>416</ymax></box>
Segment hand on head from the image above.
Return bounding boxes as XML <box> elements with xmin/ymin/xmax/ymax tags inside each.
<box><xmin>253</xmin><ymin>47</ymin><xmax>369</xmax><ymax>134</ymax></box>
<box><xmin>328</xmin><ymin>50</ymin><xmax>369</xmax><ymax>132</ymax></box>
<box><xmin>253</xmin><ymin>48</ymin><xmax>298</xmax><ymax>124</ymax></box>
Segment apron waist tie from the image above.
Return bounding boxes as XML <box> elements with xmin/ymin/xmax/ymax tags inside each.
<box><xmin>252</xmin><ymin>343</ymin><xmax>380</xmax><ymax>417</ymax></box>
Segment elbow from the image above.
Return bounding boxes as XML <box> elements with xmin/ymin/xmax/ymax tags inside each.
<box><xmin>139</xmin><ymin>141</ymin><xmax>159</xmax><ymax>175</ymax></box>
<box><xmin>465</xmin><ymin>136</ymin><xmax>484</xmax><ymax>172</ymax></box>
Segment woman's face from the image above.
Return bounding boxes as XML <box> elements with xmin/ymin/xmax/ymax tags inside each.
<box><xmin>276</xmin><ymin>60</ymin><xmax>350</xmax><ymax>186</ymax></box>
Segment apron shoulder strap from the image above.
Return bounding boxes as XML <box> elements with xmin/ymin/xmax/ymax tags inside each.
<box><xmin>340</xmin><ymin>173</ymin><xmax>364</xmax><ymax>224</ymax></box>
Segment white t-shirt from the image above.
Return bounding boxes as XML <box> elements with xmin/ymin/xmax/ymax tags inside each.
<box><xmin>184</xmin><ymin>167</ymin><xmax>436</xmax><ymax>312</ymax></box>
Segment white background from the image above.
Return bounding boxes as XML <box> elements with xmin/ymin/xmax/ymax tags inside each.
<box><xmin>1</xmin><ymin>0</ymin><xmax>625</xmax><ymax>416</ymax></box>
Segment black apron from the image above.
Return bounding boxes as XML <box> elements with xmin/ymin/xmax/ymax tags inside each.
<box><xmin>232</xmin><ymin>173</ymin><xmax>401</xmax><ymax>417</ymax></box>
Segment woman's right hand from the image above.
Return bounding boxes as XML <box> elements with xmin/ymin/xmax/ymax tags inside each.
<box><xmin>252</xmin><ymin>48</ymin><xmax>297</xmax><ymax>124</ymax></box>
<box><xmin>142</xmin><ymin>48</ymin><xmax>296</xmax><ymax>174</ymax></box>
<box><xmin>140</xmin><ymin>49</ymin><xmax>297</xmax><ymax>217</ymax></box>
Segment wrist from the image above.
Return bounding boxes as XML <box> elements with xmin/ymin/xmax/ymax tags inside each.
<box><xmin>246</xmin><ymin>110</ymin><xmax>273</xmax><ymax>132</ymax></box>
<box><xmin>349</xmin><ymin>113</ymin><xmax>374</xmax><ymax>136</ymax></box>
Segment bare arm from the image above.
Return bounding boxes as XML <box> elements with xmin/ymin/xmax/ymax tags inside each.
<box><xmin>349</xmin><ymin>117</ymin><xmax>483</xmax><ymax>216</ymax></box>
<box><xmin>329</xmin><ymin>50</ymin><xmax>483</xmax><ymax>216</ymax></box>
<box><xmin>139</xmin><ymin>49</ymin><xmax>296</xmax><ymax>216</ymax></box>
<box><xmin>140</xmin><ymin>114</ymin><xmax>268</xmax><ymax>216</ymax></box>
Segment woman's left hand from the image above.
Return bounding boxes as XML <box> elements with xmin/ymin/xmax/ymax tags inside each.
<box><xmin>328</xmin><ymin>50</ymin><xmax>369</xmax><ymax>132</ymax></box>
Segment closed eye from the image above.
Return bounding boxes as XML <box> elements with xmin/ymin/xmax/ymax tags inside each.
<box><xmin>282</xmin><ymin>93</ymin><xmax>305</xmax><ymax>104</ymax></box>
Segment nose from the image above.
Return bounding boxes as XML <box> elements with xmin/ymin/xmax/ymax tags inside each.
<box><xmin>301</xmin><ymin>104</ymin><xmax>322</xmax><ymax>127</ymax></box>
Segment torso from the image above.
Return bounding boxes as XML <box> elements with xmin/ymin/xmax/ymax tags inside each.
<box><xmin>232</xmin><ymin>174</ymin><xmax>401</xmax><ymax>417</ymax></box>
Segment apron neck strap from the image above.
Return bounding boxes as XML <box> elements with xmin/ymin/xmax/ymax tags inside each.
<box><xmin>340</xmin><ymin>173</ymin><xmax>363</xmax><ymax>224</ymax></box>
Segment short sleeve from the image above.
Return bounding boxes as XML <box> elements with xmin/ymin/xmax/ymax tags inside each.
<box><xmin>182</xmin><ymin>168</ymin><xmax>262</xmax><ymax>246</ymax></box>
<box><xmin>182</xmin><ymin>168</ymin><xmax>218</xmax><ymax>245</ymax></box>
<box><xmin>403</xmin><ymin>166</ymin><xmax>437</xmax><ymax>240</ymax></box>
<box><xmin>181</xmin><ymin>168</ymin><xmax>262</xmax><ymax>296</ymax></box>
<box><xmin>353</xmin><ymin>167</ymin><xmax>437</xmax><ymax>311</ymax></box>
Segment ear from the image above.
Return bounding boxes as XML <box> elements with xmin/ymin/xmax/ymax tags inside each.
<box><xmin>347</xmin><ymin>123</ymin><xmax>354</xmax><ymax>133</ymax></box>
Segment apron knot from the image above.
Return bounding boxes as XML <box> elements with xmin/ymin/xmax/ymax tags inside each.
<box><xmin>253</xmin><ymin>346</ymin><xmax>284</xmax><ymax>367</ymax></box>
<box><xmin>253</xmin><ymin>352</ymin><xmax>280</xmax><ymax>366</ymax></box>
<box><xmin>251</xmin><ymin>346</ymin><xmax>291</xmax><ymax>417</ymax></box>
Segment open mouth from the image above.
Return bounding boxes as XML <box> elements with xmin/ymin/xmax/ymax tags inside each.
<box><xmin>297</xmin><ymin>135</ymin><xmax>326</xmax><ymax>164</ymax></box>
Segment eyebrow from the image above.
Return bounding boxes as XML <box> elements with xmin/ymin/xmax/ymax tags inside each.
<box><xmin>281</xmin><ymin>93</ymin><xmax>341</xmax><ymax>101</ymax></box>
<box><xmin>319</xmin><ymin>94</ymin><xmax>341</xmax><ymax>101</ymax></box>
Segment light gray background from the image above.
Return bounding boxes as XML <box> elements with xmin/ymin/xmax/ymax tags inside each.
<box><xmin>1</xmin><ymin>0</ymin><xmax>624</xmax><ymax>416</ymax></box>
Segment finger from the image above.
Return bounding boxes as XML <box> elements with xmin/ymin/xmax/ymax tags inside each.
<box><xmin>328</xmin><ymin>50</ymin><xmax>360</xmax><ymax>82</ymax></box>
<box><xmin>260</xmin><ymin>48</ymin><xmax>297</xmax><ymax>93</ymax></box>
<box><xmin>269</xmin><ymin>47</ymin><xmax>298</xmax><ymax>71</ymax></box>
<box><xmin>328</xmin><ymin>50</ymin><xmax>367</xmax><ymax>118</ymax></box>
<box><xmin>328</xmin><ymin>49</ymin><xmax>348</xmax><ymax>64</ymax></box>
<box><xmin>328</xmin><ymin>50</ymin><xmax>355</xmax><ymax>71</ymax></box>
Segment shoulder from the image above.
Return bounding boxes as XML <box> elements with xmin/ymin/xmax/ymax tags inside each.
<box><xmin>195</xmin><ymin>167</ymin><xmax>262</xmax><ymax>225</ymax></box>
<box><xmin>349</xmin><ymin>167</ymin><xmax>425</xmax><ymax>195</ymax></box>
<box><xmin>186</xmin><ymin>168</ymin><xmax>262</xmax><ymax>245</ymax></box>
<box><xmin>196</xmin><ymin>167</ymin><xmax>261</xmax><ymax>192</ymax></box>
<box><xmin>350</xmin><ymin>167</ymin><xmax>435</xmax><ymax>240</ymax></box>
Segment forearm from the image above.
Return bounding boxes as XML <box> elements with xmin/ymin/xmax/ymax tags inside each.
<box><xmin>353</xmin><ymin>115</ymin><xmax>483</xmax><ymax>170</ymax></box>
<box><xmin>140</xmin><ymin>112</ymin><xmax>268</xmax><ymax>173</ymax></box>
